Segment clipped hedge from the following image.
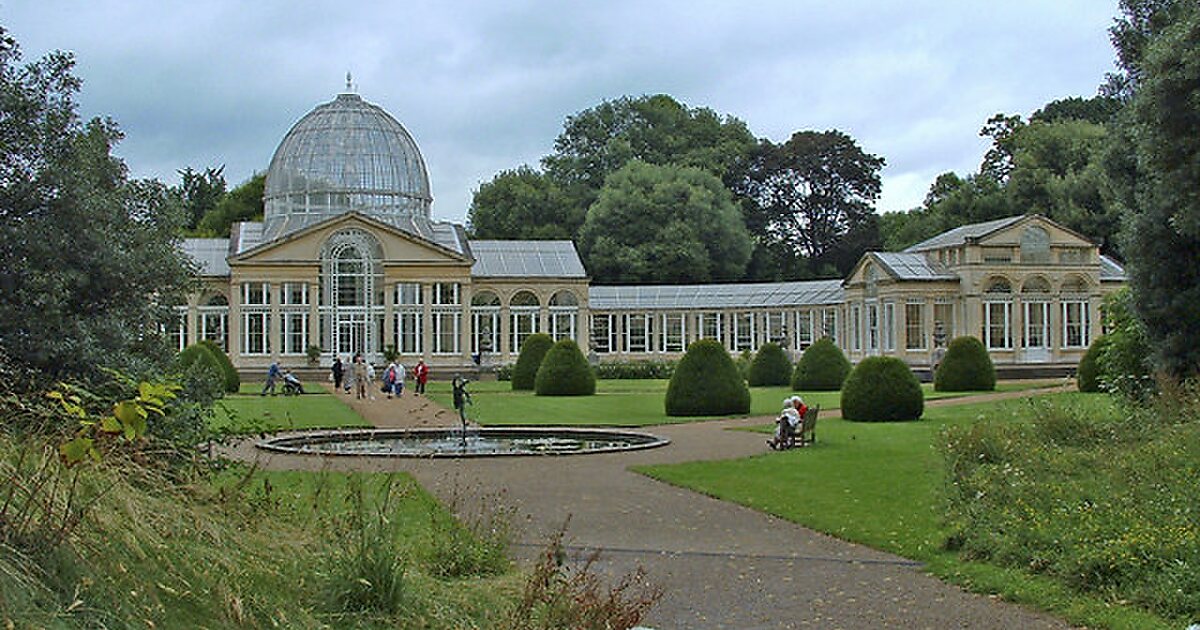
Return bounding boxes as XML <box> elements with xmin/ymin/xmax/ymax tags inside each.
<box><xmin>840</xmin><ymin>356</ymin><xmax>924</xmax><ymax>422</ymax></box>
<box><xmin>791</xmin><ymin>337</ymin><xmax>851</xmax><ymax>391</ymax></box>
<box><xmin>174</xmin><ymin>343</ymin><xmax>226</xmax><ymax>392</ymax></box>
<box><xmin>934</xmin><ymin>336</ymin><xmax>995</xmax><ymax>392</ymax></box>
<box><xmin>511</xmin><ymin>333</ymin><xmax>554</xmax><ymax>391</ymax></box>
<box><xmin>594</xmin><ymin>360</ymin><xmax>676</xmax><ymax>380</ymax></box>
<box><xmin>197</xmin><ymin>339</ymin><xmax>240</xmax><ymax>393</ymax></box>
<box><xmin>535</xmin><ymin>339</ymin><xmax>596</xmax><ymax>396</ymax></box>
<box><xmin>1076</xmin><ymin>335</ymin><xmax>1109</xmax><ymax>393</ymax></box>
<box><xmin>665</xmin><ymin>339</ymin><xmax>751</xmax><ymax>417</ymax></box>
<box><xmin>747</xmin><ymin>342</ymin><xmax>792</xmax><ymax>386</ymax></box>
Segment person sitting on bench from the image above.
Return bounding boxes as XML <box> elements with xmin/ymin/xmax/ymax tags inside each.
<box><xmin>768</xmin><ymin>397</ymin><xmax>801</xmax><ymax>450</ymax></box>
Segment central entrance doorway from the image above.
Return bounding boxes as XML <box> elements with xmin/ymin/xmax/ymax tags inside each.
<box><xmin>321</xmin><ymin>229</ymin><xmax>384</xmax><ymax>364</ymax></box>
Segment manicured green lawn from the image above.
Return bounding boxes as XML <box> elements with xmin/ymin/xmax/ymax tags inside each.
<box><xmin>211</xmin><ymin>388</ymin><xmax>369</xmax><ymax>433</ymax></box>
<box><xmin>636</xmin><ymin>393</ymin><xmax>1172</xmax><ymax>630</ymax></box>
<box><xmin>425</xmin><ymin>378</ymin><xmax>1063</xmax><ymax>427</ymax></box>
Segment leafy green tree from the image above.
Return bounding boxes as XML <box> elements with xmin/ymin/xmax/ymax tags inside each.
<box><xmin>1103</xmin><ymin>0</ymin><xmax>1192</xmax><ymax>99</ymax></box>
<box><xmin>177</xmin><ymin>166</ymin><xmax>226</xmax><ymax>232</ymax></box>
<box><xmin>578</xmin><ymin>161</ymin><xmax>751</xmax><ymax>284</ymax></box>
<box><xmin>735</xmin><ymin>130</ymin><xmax>884</xmax><ymax>277</ymax></box>
<box><xmin>196</xmin><ymin>173</ymin><xmax>265</xmax><ymax>237</ymax></box>
<box><xmin>1116</xmin><ymin>4</ymin><xmax>1200</xmax><ymax>377</ymax></box>
<box><xmin>0</xmin><ymin>31</ymin><xmax>195</xmax><ymax>377</ymax></box>
<box><xmin>1031</xmin><ymin>96</ymin><xmax>1123</xmax><ymax>125</ymax></box>
<box><xmin>467</xmin><ymin>166</ymin><xmax>577</xmax><ymax>239</ymax></box>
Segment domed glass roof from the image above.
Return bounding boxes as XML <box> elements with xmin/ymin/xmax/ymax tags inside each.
<box><xmin>262</xmin><ymin>92</ymin><xmax>433</xmax><ymax>241</ymax></box>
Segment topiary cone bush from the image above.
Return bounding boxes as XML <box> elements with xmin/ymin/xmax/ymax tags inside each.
<box><xmin>1076</xmin><ymin>335</ymin><xmax>1109</xmax><ymax>393</ymax></box>
<box><xmin>748</xmin><ymin>342</ymin><xmax>792</xmax><ymax>386</ymax></box>
<box><xmin>535</xmin><ymin>339</ymin><xmax>597</xmax><ymax>396</ymax></box>
<box><xmin>198</xmin><ymin>339</ymin><xmax>240</xmax><ymax>393</ymax></box>
<box><xmin>934</xmin><ymin>336</ymin><xmax>996</xmax><ymax>392</ymax></box>
<box><xmin>840</xmin><ymin>356</ymin><xmax>924</xmax><ymax>422</ymax></box>
<box><xmin>174</xmin><ymin>343</ymin><xmax>227</xmax><ymax>392</ymax></box>
<box><xmin>512</xmin><ymin>333</ymin><xmax>554</xmax><ymax>391</ymax></box>
<box><xmin>665</xmin><ymin>339</ymin><xmax>751</xmax><ymax>417</ymax></box>
<box><xmin>791</xmin><ymin>337</ymin><xmax>851</xmax><ymax>391</ymax></box>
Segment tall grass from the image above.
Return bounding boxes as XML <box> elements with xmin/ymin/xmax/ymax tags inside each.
<box><xmin>940</xmin><ymin>386</ymin><xmax>1200</xmax><ymax>621</ymax></box>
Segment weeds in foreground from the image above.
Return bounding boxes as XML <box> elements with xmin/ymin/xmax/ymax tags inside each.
<box><xmin>507</xmin><ymin>518</ymin><xmax>663</xmax><ymax>630</ymax></box>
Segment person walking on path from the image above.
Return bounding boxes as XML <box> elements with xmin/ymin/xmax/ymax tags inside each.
<box><xmin>352</xmin><ymin>355</ymin><xmax>367</xmax><ymax>400</ymax></box>
<box><xmin>261</xmin><ymin>361</ymin><xmax>281</xmax><ymax>396</ymax></box>
<box><xmin>331</xmin><ymin>356</ymin><xmax>344</xmax><ymax>392</ymax></box>
<box><xmin>384</xmin><ymin>361</ymin><xmax>406</xmax><ymax>398</ymax></box>
<box><xmin>413</xmin><ymin>359</ymin><xmax>429</xmax><ymax>395</ymax></box>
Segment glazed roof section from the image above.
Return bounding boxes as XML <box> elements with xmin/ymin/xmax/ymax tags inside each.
<box><xmin>180</xmin><ymin>238</ymin><xmax>231</xmax><ymax>276</ymax></box>
<box><xmin>1100</xmin><ymin>255</ymin><xmax>1126</xmax><ymax>281</ymax></box>
<box><xmin>589</xmin><ymin>280</ymin><xmax>844</xmax><ymax>311</ymax></box>
<box><xmin>870</xmin><ymin>252</ymin><xmax>957</xmax><ymax>281</ymax></box>
<box><xmin>903</xmin><ymin>215</ymin><xmax>1024</xmax><ymax>253</ymax></box>
<box><xmin>469</xmin><ymin>240</ymin><xmax>586</xmax><ymax>278</ymax></box>
<box><xmin>229</xmin><ymin>218</ymin><xmax>466</xmax><ymax>256</ymax></box>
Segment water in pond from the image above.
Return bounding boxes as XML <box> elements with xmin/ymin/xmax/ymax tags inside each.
<box><xmin>257</xmin><ymin>427</ymin><xmax>669</xmax><ymax>458</ymax></box>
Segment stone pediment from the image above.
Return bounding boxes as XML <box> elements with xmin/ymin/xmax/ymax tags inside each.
<box><xmin>229</xmin><ymin>212</ymin><xmax>471</xmax><ymax>267</ymax></box>
<box><xmin>971</xmin><ymin>215</ymin><xmax>1094</xmax><ymax>249</ymax></box>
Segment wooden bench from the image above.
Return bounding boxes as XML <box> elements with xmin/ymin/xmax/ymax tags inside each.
<box><xmin>782</xmin><ymin>404</ymin><xmax>819</xmax><ymax>449</ymax></box>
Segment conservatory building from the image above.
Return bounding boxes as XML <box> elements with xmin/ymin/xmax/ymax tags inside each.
<box><xmin>178</xmin><ymin>90</ymin><xmax>1125</xmax><ymax>374</ymax></box>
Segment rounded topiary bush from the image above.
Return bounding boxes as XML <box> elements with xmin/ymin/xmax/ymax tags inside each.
<box><xmin>175</xmin><ymin>343</ymin><xmax>226</xmax><ymax>391</ymax></box>
<box><xmin>840</xmin><ymin>356</ymin><xmax>924</xmax><ymax>422</ymax></box>
<box><xmin>512</xmin><ymin>333</ymin><xmax>554</xmax><ymax>391</ymax></box>
<box><xmin>535</xmin><ymin>339</ymin><xmax>596</xmax><ymax>396</ymax></box>
<box><xmin>198</xmin><ymin>339</ymin><xmax>240</xmax><ymax>393</ymax></box>
<box><xmin>665</xmin><ymin>339</ymin><xmax>751</xmax><ymax>417</ymax></box>
<box><xmin>1076</xmin><ymin>335</ymin><xmax>1109</xmax><ymax>393</ymax></box>
<box><xmin>748</xmin><ymin>342</ymin><xmax>792</xmax><ymax>386</ymax></box>
<box><xmin>791</xmin><ymin>337</ymin><xmax>851</xmax><ymax>391</ymax></box>
<box><xmin>934</xmin><ymin>336</ymin><xmax>996</xmax><ymax>392</ymax></box>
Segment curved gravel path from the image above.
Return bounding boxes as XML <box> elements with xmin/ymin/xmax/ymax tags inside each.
<box><xmin>226</xmin><ymin>385</ymin><xmax>1074</xmax><ymax>629</ymax></box>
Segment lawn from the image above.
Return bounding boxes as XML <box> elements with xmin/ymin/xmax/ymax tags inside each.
<box><xmin>210</xmin><ymin>385</ymin><xmax>369</xmax><ymax>433</ymax></box>
<box><xmin>635</xmin><ymin>393</ymin><xmax>1173</xmax><ymax>630</ymax></box>
<box><xmin>425</xmin><ymin>378</ymin><xmax>1063</xmax><ymax>427</ymax></box>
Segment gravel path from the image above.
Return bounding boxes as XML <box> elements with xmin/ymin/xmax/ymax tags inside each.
<box><xmin>226</xmin><ymin>384</ymin><xmax>1074</xmax><ymax>629</ymax></box>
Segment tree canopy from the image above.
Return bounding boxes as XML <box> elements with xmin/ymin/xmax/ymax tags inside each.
<box><xmin>466</xmin><ymin>166</ymin><xmax>576</xmax><ymax>240</ymax></box>
<box><xmin>735</xmin><ymin>130</ymin><xmax>884</xmax><ymax>277</ymax></box>
<box><xmin>577</xmin><ymin>161</ymin><xmax>751</xmax><ymax>284</ymax></box>
<box><xmin>0</xmin><ymin>31</ymin><xmax>195</xmax><ymax>376</ymax></box>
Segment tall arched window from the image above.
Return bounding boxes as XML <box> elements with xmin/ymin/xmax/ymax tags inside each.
<box><xmin>1021</xmin><ymin>277</ymin><xmax>1051</xmax><ymax>352</ymax></box>
<box><xmin>200</xmin><ymin>294</ymin><xmax>229</xmax><ymax>350</ymax></box>
<box><xmin>510</xmin><ymin>291</ymin><xmax>540</xmax><ymax>352</ymax></box>
<box><xmin>471</xmin><ymin>291</ymin><xmax>500</xmax><ymax>355</ymax></box>
<box><xmin>549</xmin><ymin>290</ymin><xmax>578</xmax><ymax>342</ymax></box>
<box><xmin>321</xmin><ymin>229</ymin><xmax>383</xmax><ymax>360</ymax></box>
<box><xmin>983</xmin><ymin>276</ymin><xmax>1012</xmax><ymax>350</ymax></box>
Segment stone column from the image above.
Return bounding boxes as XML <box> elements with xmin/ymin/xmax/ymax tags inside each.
<box><xmin>421</xmin><ymin>283</ymin><xmax>432</xmax><ymax>361</ymax></box>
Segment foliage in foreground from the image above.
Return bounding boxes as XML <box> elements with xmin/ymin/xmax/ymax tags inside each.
<box><xmin>934</xmin><ymin>336</ymin><xmax>995</xmax><ymax>392</ymax></box>
<box><xmin>512</xmin><ymin>334</ymin><xmax>554</xmax><ymax>391</ymax></box>
<box><xmin>791</xmin><ymin>337</ymin><xmax>851</xmax><ymax>391</ymax></box>
<box><xmin>535</xmin><ymin>339</ymin><xmax>597</xmax><ymax>396</ymax></box>
<box><xmin>1076</xmin><ymin>335</ymin><xmax>1108</xmax><ymax>393</ymax></box>
<box><xmin>665</xmin><ymin>339</ymin><xmax>751</xmax><ymax>417</ymax></box>
<box><xmin>197</xmin><ymin>340</ymin><xmax>241</xmax><ymax>393</ymax></box>
<box><xmin>940</xmin><ymin>385</ymin><xmax>1200</xmax><ymax>620</ymax></box>
<box><xmin>840</xmin><ymin>356</ymin><xmax>924</xmax><ymax>422</ymax></box>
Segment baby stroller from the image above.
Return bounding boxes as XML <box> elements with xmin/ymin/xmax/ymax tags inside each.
<box><xmin>282</xmin><ymin>370</ymin><xmax>305</xmax><ymax>396</ymax></box>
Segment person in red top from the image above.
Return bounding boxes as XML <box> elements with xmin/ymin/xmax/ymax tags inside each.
<box><xmin>413</xmin><ymin>359</ymin><xmax>429</xmax><ymax>395</ymax></box>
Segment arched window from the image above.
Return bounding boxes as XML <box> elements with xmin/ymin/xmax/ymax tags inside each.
<box><xmin>1061</xmin><ymin>276</ymin><xmax>1088</xmax><ymax>295</ymax></box>
<box><xmin>549</xmin><ymin>290</ymin><xmax>578</xmax><ymax>342</ymax></box>
<box><xmin>984</xmin><ymin>277</ymin><xmax>1012</xmax><ymax>294</ymax></box>
<box><xmin>983</xmin><ymin>277</ymin><xmax>1012</xmax><ymax>350</ymax></box>
<box><xmin>510</xmin><ymin>291</ymin><xmax>540</xmax><ymax>352</ymax></box>
<box><xmin>1021</xmin><ymin>277</ymin><xmax>1051</xmax><ymax>293</ymax></box>
<box><xmin>321</xmin><ymin>229</ymin><xmax>384</xmax><ymax>359</ymax></box>
<box><xmin>471</xmin><ymin>291</ymin><xmax>500</xmax><ymax>355</ymax></box>
<box><xmin>1021</xmin><ymin>226</ymin><xmax>1051</xmax><ymax>263</ymax></box>
<box><xmin>200</xmin><ymin>294</ymin><xmax>230</xmax><ymax>350</ymax></box>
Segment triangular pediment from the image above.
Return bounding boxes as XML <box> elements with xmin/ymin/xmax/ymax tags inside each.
<box><xmin>973</xmin><ymin>214</ymin><xmax>1095</xmax><ymax>249</ymax></box>
<box><xmin>229</xmin><ymin>212</ymin><xmax>471</xmax><ymax>267</ymax></box>
<box><xmin>843</xmin><ymin>253</ymin><xmax>895</xmax><ymax>286</ymax></box>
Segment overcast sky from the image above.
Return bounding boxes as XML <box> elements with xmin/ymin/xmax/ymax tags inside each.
<box><xmin>5</xmin><ymin>1</ymin><xmax>1119</xmax><ymax>223</ymax></box>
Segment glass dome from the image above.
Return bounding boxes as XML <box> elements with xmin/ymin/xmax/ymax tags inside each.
<box><xmin>262</xmin><ymin>92</ymin><xmax>433</xmax><ymax>241</ymax></box>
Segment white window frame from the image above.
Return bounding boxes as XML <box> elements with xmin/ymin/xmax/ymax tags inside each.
<box><xmin>698</xmin><ymin>312</ymin><xmax>723</xmax><ymax>344</ymax></box>
<box><xmin>590</xmin><ymin>314</ymin><xmax>615</xmax><ymax>354</ymax></box>
<box><xmin>624</xmin><ymin>313</ymin><xmax>650</xmax><ymax>353</ymax></box>
<box><xmin>796</xmin><ymin>310</ymin><xmax>813</xmax><ymax>350</ymax></box>
<box><xmin>1062</xmin><ymin>301</ymin><xmax>1090</xmax><ymax>349</ymax></box>
<box><xmin>850</xmin><ymin>304</ymin><xmax>862</xmax><ymax>352</ymax></box>
<box><xmin>733</xmin><ymin>312</ymin><xmax>755</xmax><ymax>352</ymax></box>
<box><xmin>432</xmin><ymin>310</ymin><xmax>460</xmax><ymax>354</ymax></box>
<box><xmin>241</xmin><ymin>310</ymin><xmax>270</xmax><ymax>355</ymax></box>
<box><xmin>661</xmin><ymin>313</ymin><xmax>685</xmax><ymax>353</ymax></box>
<box><xmin>282</xmin><ymin>311</ymin><xmax>307</xmax><ymax>355</ymax></box>
<box><xmin>904</xmin><ymin>302</ymin><xmax>926</xmax><ymax>351</ymax></box>
<box><xmin>882</xmin><ymin>302</ymin><xmax>896</xmax><ymax>352</ymax></box>
<box><xmin>1024</xmin><ymin>301</ymin><xmax>1051</xmax><ymax>349</ymax></box>
<box><xmin>984</xmin><ymin>301</ymin><xmax>1013</xmax><ymax>350</ymax></box>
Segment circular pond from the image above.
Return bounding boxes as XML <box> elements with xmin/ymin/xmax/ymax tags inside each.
<box><xmin>256</xmin><ymin>427</ymin><xmax>670</xmax><ymax>458</ymax></box>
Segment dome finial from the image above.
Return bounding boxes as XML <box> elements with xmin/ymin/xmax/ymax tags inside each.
<box><xmin>345</xmin><ymin>71</ymin><xmax>353</xmax><ymax>93</ymax></box>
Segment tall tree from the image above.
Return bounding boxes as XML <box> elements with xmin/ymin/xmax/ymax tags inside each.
<box><xmin>736</xmin><ymin>130</ymin><xmax>884</xmax><ymax>276</ymax></box>
<box><xmin>1104</xmin><ymin>0</ymin><xmax>1191</xmax><ymax>99</ymax></box>
<box><xmin>577</xmin><ymin>161</ymin><xmax>751</xmax><ymax>284</ymax></box>
<box><xmin>195</xmin><ymin>172</ymin><xmax>265</xmax><ymax>237</ymax></box>
<box><xmin>1117</xmin><ymin>4</ymin><xmax>1200</xmax><ymax>377</ymax></box>
<box><xmin>0</xmin><ymin>30</ymin><xmax>195</xmax><ymax>376</ymax></box>
<box><xmin>177</xmin><ymin>165</ymin><xmax>226</xmax><ymax>232</ymax></box>
<box><xmin>466</xmin><ymin>166</ymin><xmax>576</xmax><ymax>239</ymax></box>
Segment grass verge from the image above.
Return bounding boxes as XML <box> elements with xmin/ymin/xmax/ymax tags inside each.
<box><xmin>634</xmin><ymin>393</ymin><xmax>1179</xmax><ymax>630</ymax></box>
<box><xmin>211</xmin><ymin>386</ymin><xmax>369</xmax><ymax>433</ymax></box>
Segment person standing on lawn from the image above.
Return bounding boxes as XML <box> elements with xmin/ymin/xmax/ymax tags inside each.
<box><xmin>331</xmin><ymin>356</ymin><xmax>344</xmax><ymax>392</ymax></box>
<box><xmin>413</xmin><ymin>359</ymin><xmax>429</xmax><ymax>395</ymax></box>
